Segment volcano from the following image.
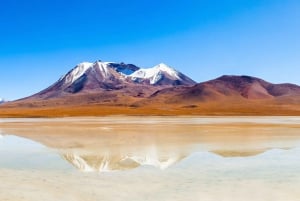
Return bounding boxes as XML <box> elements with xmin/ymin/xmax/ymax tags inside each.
<box><xmin>1</xmin><ymin>62</ymin><xmax>300</xmax><ymax>117</ymax></box>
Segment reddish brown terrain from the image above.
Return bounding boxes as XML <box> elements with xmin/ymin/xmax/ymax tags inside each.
<box><xmin>0</xmin><ymin>61</ymin><xmax>300</xmax><ymax>117</ymax></box>
<box><xmin>1</xmin><ymin>76</ymin><xmax>300</xmax><ymax>117</ymax></box>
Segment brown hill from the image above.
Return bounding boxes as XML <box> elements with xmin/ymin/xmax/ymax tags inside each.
<box><xmin>148</xmin><ymin>75</ymin><xmax>300</xmax><ymax>103</ymax></box>
<box><xmin>1</xmin><ymin>75</ymin><xmax>300</xmax><ymax>117</ymax></box>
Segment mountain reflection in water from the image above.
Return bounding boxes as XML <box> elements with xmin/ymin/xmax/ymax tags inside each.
<box><xmin>1</xmin><ymin>117</ymin><xmax>300</xmax><ymax>173</ymax></box>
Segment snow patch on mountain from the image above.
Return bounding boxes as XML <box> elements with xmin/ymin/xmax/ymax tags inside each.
<box><xmin>60</xmin><ymin>61</ymin><xmax>186</xmax><ymax>86</ymax></box>
<box><xmin>62</xmin><ymin>62</ymin><xmax>93</xmax><ymax>84</ymax></box>
<box><xmin>61</xmin><ymin>61</ymin><xmax>118</xmax><ymax>85</ymax></box>
<box><xmin>94</xmin><ymin>61</ymin><xmax>111</xmax><ymax>78</ymax></box>
<box><xmin>155</xmin><ymin>63</ymin><xmax>181</xmax><ymax>79</ymax></box>
<box><xmin>129</xmin><ymin>63</ymin><xmax>181</xmax><ymax>84</ymax></box>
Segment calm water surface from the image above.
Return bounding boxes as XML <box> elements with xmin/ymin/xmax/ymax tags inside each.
<box><xmin>0</xmin><ymin>116</ymin><xmax>300</xmax><ymax>201</ymax></box>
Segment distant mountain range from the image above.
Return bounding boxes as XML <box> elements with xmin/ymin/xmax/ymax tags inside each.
<box><xmin>1</xmin><ymin>61</ymin><xmax>300</xmax><ymax>116</ymax></box>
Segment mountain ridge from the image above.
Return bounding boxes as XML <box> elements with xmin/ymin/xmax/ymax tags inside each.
<box><xmin>148</xmin><ymin>75</ymin><xmax>300</xmax><ymax>103</ymax></box>
<box><xmin>28</xmin><ymin>61</ymin><xmax>196</xmax><ymax>100</ymax></box>
<box><xmin>1</xmin><ymin>61</ymin><xmax>300</xmax><ymax>117</ymax></box>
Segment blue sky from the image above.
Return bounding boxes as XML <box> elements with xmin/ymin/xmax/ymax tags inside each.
<box><xmin>0</xmin><ymin>0</ymin><xmax>299</xmax><ymax>100</ymax></box>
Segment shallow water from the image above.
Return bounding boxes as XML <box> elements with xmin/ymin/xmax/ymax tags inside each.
<box><xmin>0</xmin><ymin>117</ymin><xmax>300</xmax><ymax>201</ymax></box>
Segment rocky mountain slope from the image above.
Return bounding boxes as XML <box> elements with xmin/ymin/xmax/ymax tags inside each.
<box><xmin>1</xmin><ymin>61</ymin><xmax>300</xmax><ymax>116</ymax></box>
<box><xmin>29</xmin><ymin>61</ymin><xmax>196</xmax><ymax>99</ymax></box>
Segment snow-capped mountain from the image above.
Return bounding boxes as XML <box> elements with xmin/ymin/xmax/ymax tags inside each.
<box><xmin>59</xmin><ymin>61</ymin><xmax>140</xmax><ymax>86</ymax></box>
<box><xmin>130</xmin><ymin>63</ymin><xmax>196</xmax><ymax>85</ymax></box>
<box><xmin>30</xmin><ymin>61</ymin><xmax>196</xmax><ymax>99</ymax></box>
<box><xmin>59</xmin><ymin>61</ymin><xmax>195</xmax><ymax>87</ymax></box>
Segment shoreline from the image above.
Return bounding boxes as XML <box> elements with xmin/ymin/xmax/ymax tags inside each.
<box><xmin>1</xmin><ymin>109</ymin><xmax>300</xmax><ymax>118</ymax></box>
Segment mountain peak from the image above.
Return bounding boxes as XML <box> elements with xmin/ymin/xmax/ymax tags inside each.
<box><xmin>61</xmin><ymin>62</ymin><xmax>93</xmax><ymax>84</ymax></box>
<box><xmin>93</xmin><ymin>61</ymin><xmax>111</xmax><ymax>79</ymax></box>
<box><xmin>129</xmin><ymin>63</ymin><xmax>195</xmax><ymax>85</ymax></box>
<box><xmin>154</xmin><ymin>63</ymin><xmax>180</xmax><ymax>79</ymax></box>
<box><xmin>216</xmin><ymin>75</ymin><xmax>264</xmax><ymax>83</ymax></box>
<box><xmin>24</xmin><ymin>60</ymin><xmax>196</xmax><ymax>99</ymax></box>
<box><xmin>155</xmin><ymin>62</ymin><xmax>171</xmax><ymax>69</ymax></box>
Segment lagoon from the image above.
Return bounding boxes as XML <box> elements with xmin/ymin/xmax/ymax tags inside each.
<box><xmin>0</xmin><ymin>117</ymin><xmax>300</xmax><ymax>201</ymax></box>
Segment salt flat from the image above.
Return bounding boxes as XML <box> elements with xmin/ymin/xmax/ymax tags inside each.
<box><xmin>0</xmin><ymin>116</ymin><xmax>300</xmax><ymax>201</ymax></box>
